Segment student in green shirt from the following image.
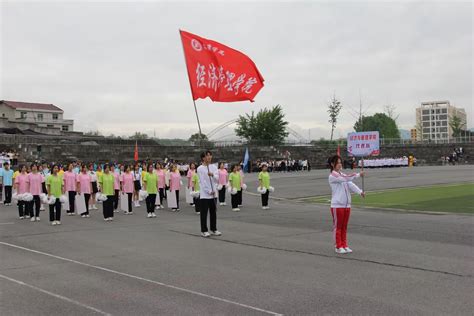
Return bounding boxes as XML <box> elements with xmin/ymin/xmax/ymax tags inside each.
<box><xmin>46</xmin><ymin>165</ymin><xmax>64</xmax><ymax>225</ymax></box>
<box><xmin>99</xmin><ymin>164</ymin><xmax>115</xmax><ymax>221</ymax></box>
<box><xmin>143</xmin><ymin>164</ymin><xmax>158</xmax><ymax>218</ymax></box>
<box><xmin>228</xmin><ymin>164</ymin><xmax>241</xmax><ymax>211</ymax></box>
<box><xmin>191</xmin><ymin>171</ymin><xmax>200</xmax><ymax>214</ymax></box>
<box><xmin>258</xmin><ymin>163</ymin><xmax>271</xmax><ymax>209</ymax></box>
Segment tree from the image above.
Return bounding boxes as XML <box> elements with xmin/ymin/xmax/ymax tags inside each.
<box><xmin>235</xmin><ymin>105</ymin><xmax>289</xmax><ymax>144</ymax></box>
<box><xmin>354</xmin><ymin>113</ymin><xmax>400</xmax><ymax>139</ymax></box>
<box><xmin>129</xmin><ymin>132</ymin><xmax>149</xmax><ymax>140</ymax></box>
<box><xmin>188</xmin><ymin>133</ymin><xmax>208</xmax><ymax>142</ymax></box>
<box><xmin>327</xmin><ymin>94</ymin><xmax>342</xmax><ymax>141</ymax></box>
<box><xmin>84</xmin><ymin>130</ymin><xmax>101</xmax><ymax>136</ymax></box>
<box><xmin>449</xmin><ymin>115</ymin><xmax>465</xmax><ymax>138</ymax></box>
<box><xmin>383</xmin><ymin>104</ymin><xmax>400</xmax><ymax>122</ymax></box>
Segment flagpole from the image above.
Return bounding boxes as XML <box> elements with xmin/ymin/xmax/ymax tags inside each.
<box><xmin>179</xmin><ymin>30</ymin><xmax>203</xmax><ymax>139</ymax></box>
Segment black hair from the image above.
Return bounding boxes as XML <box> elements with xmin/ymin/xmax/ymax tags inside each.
<box><xmin>3</xmin><ymin>162</ymin><xmax>9</xmax><ymax>166</ymax></box>
<box><xmin>329</xmin><ymin>155</ymin><xmax>342</xmax><ymax>171</ymax></box>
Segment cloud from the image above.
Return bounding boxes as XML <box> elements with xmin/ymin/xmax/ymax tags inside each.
<box><xmin>1</xmin><ymin>1</ymin><xmax>472</xmax><ymax>139</ymax></box>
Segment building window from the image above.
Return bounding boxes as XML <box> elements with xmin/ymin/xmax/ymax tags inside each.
<box><xmin>436</xmin><ymin>109</ymin><xmax>440</xmax><ymax>114</ymax></box>
<box><xmin>422</xmin><ymin>110</ymin><xmax>430</xmax><ymax>115</ymax></box>
<box><xmin>423</xmin><ymin>128</ymin><xmax>430</xmax><ymax>133</ymax></box>
<box><xmin>440</xmin><ymin>127</ymin><xmax>447</xmax><ymax>132</ymax></box>
<box><xmin>2</xmin><ymin>113</ymin><xmax>4</xmax><ymax>117</ymax></box>
<box><xmin>20</xmin><ymin>112</ymin><xmax>27</xmax><ymax>119</ymax></box>
<box><xmin>442</xmin><ymin>121</ymin><xmax>447</xmax><ymax>126</ymax></box>
<box><xmin>47</xmin><ymin>124</ymin><xmax>54</xmax><ymax>128</ymax></box>
<box><xmin>62</xmin><ymin>125</ymin><xmax>69</xmax><ymax>131</ymax></box>
<box><xmin>52</xmin><ymin>113</ymin><xmax>59</xmax><ymax>120</ymax></box>
<box><xmin>37</xmin><ymin>113</ymin><xmax>43</xmax><ymax>121</ymax></box>
<box><xmin>442</xmin><ymin>109</ymin><xmax>447</xmax><ymax>113</ymax></box>
<box><xmin>423</xmin><ymin>122</ymin><xmax>430</xmax><ymax>127</ymax></box>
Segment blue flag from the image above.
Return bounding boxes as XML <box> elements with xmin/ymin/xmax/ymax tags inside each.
<box><xmin>243</xmin><ymin>147</ymin><xmax>250</xmax><ymax>173</ymax></box>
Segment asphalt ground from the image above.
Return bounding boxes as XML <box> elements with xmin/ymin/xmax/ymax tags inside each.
<box><xmin>1</xmin><ymin>165</ymin><xmax>473</xmax><ymax>315</ymax></box>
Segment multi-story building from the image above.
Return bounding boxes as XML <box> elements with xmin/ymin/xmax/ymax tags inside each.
<box><xmin>0</xmin><ymin>100</ymin><xmax>74</xmax><ymax>133</ymax></box>
<box><xmin>416</xmin><ymin>101</ymin><xmax>467</xmax><ymax>142</ymax></box>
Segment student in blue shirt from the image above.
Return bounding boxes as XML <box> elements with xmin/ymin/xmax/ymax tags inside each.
<box><xmin>1</xmin><ymin>162</ymin><xmax>14</xmax><ymax>205</ymax></box>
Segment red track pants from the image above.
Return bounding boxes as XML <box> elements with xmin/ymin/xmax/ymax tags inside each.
<box><xmin>330</xmin><ymin>208</ymin><xmax>351</xmax><ymax>249</ymax></box>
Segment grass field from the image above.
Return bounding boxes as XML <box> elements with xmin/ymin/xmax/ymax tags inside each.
<box><xmin>309</xmin><ymin>183</ymin><xmax>474</xmax><ymax>214</ymax></box>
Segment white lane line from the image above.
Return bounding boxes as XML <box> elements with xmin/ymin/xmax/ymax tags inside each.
<box><xmin>0</xmin><ymin>222</ymin><xmax>14</xmax><ymax>225</ymax></box>
<box><xmin>0</xmin><ymin>241</ymin><xmax>283</xmax><ymax>316</ymax></box>
<box><xmin>0</xmin><ymin>273</ymin><xmax>110</xmax><ymax>315</ymax></box>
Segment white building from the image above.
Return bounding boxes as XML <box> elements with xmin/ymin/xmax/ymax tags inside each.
<box><xmin>416</xmin><ymin>101</ymin><xmax>467</xmax><ymax>142</ymax></box>
<box><xmin>0</xmin><ymin>100</ymin><xmax>74</xmax><ymax>133</ymax></box>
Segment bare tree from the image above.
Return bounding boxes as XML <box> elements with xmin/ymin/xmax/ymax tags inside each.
<box><xmin>327</xmin><ymin>93</ymin><xmax>342</xmax><ymax>141</ymax></box>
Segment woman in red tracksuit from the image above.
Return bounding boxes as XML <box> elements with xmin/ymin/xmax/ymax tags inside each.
<box><xmin>328</xmin><ymin>155</ymin><xmax>365</xmax><ymax>254</ymax></box>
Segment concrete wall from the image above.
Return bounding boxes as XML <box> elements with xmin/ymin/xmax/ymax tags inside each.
<box><xmin>3</xmin><ymin>136</ymin><xmax>472</xmax><ymax>168</ymax></box>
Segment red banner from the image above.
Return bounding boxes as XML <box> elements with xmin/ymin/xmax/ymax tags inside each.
<box><xmin>180</xmin><ymin>30</ymin><xmax>264</xmax><ymax>102</ymax></box>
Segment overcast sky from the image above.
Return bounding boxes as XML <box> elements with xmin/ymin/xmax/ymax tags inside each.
<box><xmin>1</xmin><ymin>0</ymin><xmax>472</xmax><ymax>140</ymax></box>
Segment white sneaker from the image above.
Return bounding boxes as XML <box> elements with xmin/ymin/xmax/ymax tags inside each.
<box><xmin>81</xmin><ymin>215</ymin><xmax>86</xmax><ymax>218</ymax></box>
<box><xmin>128</xmin><ymin>211</ymin><xmax>133</xmax><ymax>215</ymax></box>
<box><xmin>40</xmin><ymin>207</ymin><xmax>45</xmax><ymax>211</ymax></box>
<box><xmin>261</xmin><ymin>206</ymin><xmax>266</xmax><ymax>210</ymax></box>
<box><xmin>36</xmin><ymin>217</ymin><xmax>40</xmax><ymax>222</ymax></box>
<box><xmin>201</xmin><ymin>232</ymin><xmax>211</xmax><ymax>238</ymax></box>
<box><xmin>222</xmin><ymin>202</ymin><xmax>227</xmax><ymax>206</ymax></box>
<box><xmin>104</xmin><ymin>218</ymin><xmax>109</xmax><ymax>221</ymax></box>
<box><xmin>19</xmin><ymin>216</ymin><xmax>24</xmax><ymax>220</ymax></box>
<box><xmin>344</xmin><ymin>247</ymin><xmax>353</xmax><ymax>253</ymax></box>
<box><xmin>56</xmin><ymin>221</ymin><xmax>61</xmax><ymax>225</ymax></box>
<box><xmin>335</xmin><ymin>248</ymin><xmax>347</xmax><ymax>254</ymax></box>
<box><xmin>124</xmin><ymin>211</ymin><xmax>129</xmax><ymax>215</ymax></box>
<box><xmin>52</xmin><ymin>221</ymin><xmax>57</xmax><ymax>226</ymax></box>
<box><xmin>30</xmin><ymin>217</ymin><xmax>36</xmax><ymax>222</ymax></box>
<box><xmin>109</xmin><ymin>217</ymin><xmax>114</xmax><ymax>221</ymax></box>
<box><xmin>176</xmin><ymin>208</ymin><xmax>180</xmax><ymax>212</ymax></box>
<box><xmin>232</xmin><ymin>208</ymin><xmax>240</xmax><ymax>212</ymax></box>
<box><xmin>196</xmin><ymin>212</ymin><xmax>200</xmax><ymax>215</ymax></box>
<box><xmin>114</xmin><ymin>210</ymin><xmax>119</xmax><ymax>213</ymax></box>
<box><xmin>25</xmin><ymin>215</ymin><xmax>30</xmax><ymax>219</ymax></box>
<box><xmin>159</xmin><ymin>205</ymin><xmax>164</xmax><ymax>209</ymax></box>
<box><xmin>147</xmin><ymin>213</ymin><xmax>152</xmax><ymax>218</ymax></box>
<box><xmin>210</xmin><ymin>230</ymin><xmax>222</xmax><ymax>236</ymax></box>
<box><xmin>219</xmin><ymin>202</ymin><xmax>224</xmax><ymax>206</ymax></box>
<box><xmin>151</xmin><ymin>213</ymin><xmax>157</xmax><ymax>218</ymax></box>
<box><xmin>93</xmin><ymin>205</ymin><xmax>98</xmax><ymax>210</ymax></box>
<box><xmin>86</xmin><ymin>215</ymin><xmax>90</xmax><ymax>218</ymax></box>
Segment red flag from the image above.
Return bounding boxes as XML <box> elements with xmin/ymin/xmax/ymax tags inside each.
<box><xmin>180</xmin><ymin>30</ymin><xmax>264</xmax><ymax>102</ymax></box>
<box><xmin>134</xmin><ymin>141</ymin><xmax>138</xmax><ymax>162</ymax></box>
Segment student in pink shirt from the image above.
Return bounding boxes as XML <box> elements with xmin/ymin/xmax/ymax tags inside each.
<box><xmin>187</xmin><ymin>162</ymin><xmax>197</xmax><ymax>206</ymax></box>
<box><xmin>217</xmin><ymin>162</ymin><xmax>228</xmax><ymax>206</ymax></box>
<box><xmin>77</xmin><ymin>165</ymin><xmax>92</xmax><ymax>217</ymax></box>
<box><xmin>155</xmin><ymin>162</ymin><xmax>166</xmax><ymax>209</ymax></box>
<box><xmin>27</xmin><ymin>163</ymin><xmax>43</xmax><ymax>221</ymax></box>
<box><xmin>110</xmin><ymin>165</ymin><xmax>121</xmax><ymax>212</ymax></box>
<box><xmin>14</xmin><ymin>165</ymin><xmax>29</xmax><ymax>219</ymax></box>
<box><xmin>120</xmin><ymin>165</ymin><xmax>134</xmax><ymax>214</ymax></box>
<box><xmin>169</xmin><ymin>164</ymin><xmax>181</xmax><ymax>211</ymax></box>
<box><xmin>63</xmin><ymin>163</ymin><xmax>77</xmax><ymax>215</ymax></box>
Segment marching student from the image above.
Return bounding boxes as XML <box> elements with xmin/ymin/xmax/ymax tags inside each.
<box><xmin>88</xmin><ymin>164</ymin><xmax>99</xmax><ymax>210</ymax></box>
<box><xmin>39</xmin><ymin>163</ymin><xmax>50</xmax><ymax>211</ymax></box>
<box><xmin>187</xmin><ymin>162</ymin><xmax>197</xmax><ymax>206</ymax></box>
<box><xmin>217</xmin><ymin>162</ymin><xmax>228</xmax><ymax>206</ymax></box>
<box><xmin>169</xmin><ymin>164</ymin><xmax>181</xmax><ymax>212</ymax></box>
<box><xmin>27</xmin><ymin>163</ymin><xmax>43</xmax><ymax>221</ymax></box>
<box><xmin>237</xmin><ymin>165</ymin><xmax>244</xmax><ymax>207</ymax></box>
<box><xmin>1</xmin><ymin>162</ymin><xmax>14</xmax><ymax>206</ymax></box>
<box><xmin>63</xmin><ymin>163</ymin><xmax>77</xmax><ymax>216</ymax></box>
<box><xmin>143</xmin><ymin>164</ymin><xmax>158</xmax><ymax>218</ymax></box>
<box><xmin>155</xmin><ymin>162</ymin><xmax>165</xmax><ymax>209</ymax></box>
<box><xmin>110</xmin><ymin>165</ymin><xmax>120</xmax><ymax>213</ymax></box>
<box><xmin>98</xmin><ymin>164</ymin><xmax>115</xmax><ymax>221</ymax></box>
<box><xmin>77</xmin><ymin>164</ymin><xmax>92</xmax><ymax>218</ymax></box>
<box><xmin>191</xmin><ymin>169</ymin><xmax>200</xmax><ymax>214</ymax></box>
<box><xmin>228</xmin><ymin>164</ymin><xmax>241</xmax><ymax>212</ymax></box>
<box><xmin>14</xmin><ymin>165</ymin><xmax>29</xmax><ymax>219</ymax></box>
<box><xmin>258</xmin><ymin>163</ymin><xmax>271</xmax><ymax>210</ymax></box>
<box><xmin>328</xmin><ymin>155</ymin><xmax>365</xmax><ymax>254</ymax></box>
<box><xmin>46</xmin><ymin>165</ymin><xmax>64</xmax><ymax>225</ymax></box>
<box><xmin>197</xmin><ymin>150</ymin><xmax>221</xmax><ymax>238</ymax></box>
<box><xmin>120</xmin><ymin>165</ymin><xmax>134</xmax><ymax>215</ymax></box>
<box><xmin>132</xmin><ymin>164</ymin><xmax>141</xmax><ymax>207</ymax></box>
